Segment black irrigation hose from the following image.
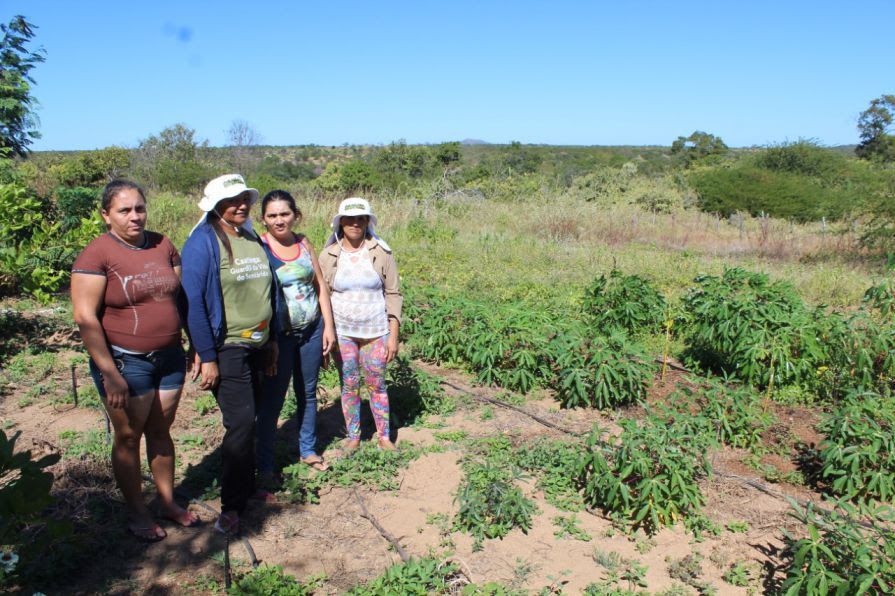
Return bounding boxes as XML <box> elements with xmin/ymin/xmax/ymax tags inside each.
<box><xmin>433</xmin><ymin>375</ymin><xmax>892</xmax><ymax>535</ymax></box>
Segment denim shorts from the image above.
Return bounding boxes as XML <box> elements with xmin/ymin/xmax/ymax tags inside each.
<box><xmin>89</xmin><ymin>344</ymin><xmax>186</xmax><ymax>398</ymax></box>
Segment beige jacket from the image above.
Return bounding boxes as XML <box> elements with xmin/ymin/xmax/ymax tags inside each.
<box><xmin>319</xmin><ymin>237</ymin><xmax>403</xmax><ymax>325</ymax></box>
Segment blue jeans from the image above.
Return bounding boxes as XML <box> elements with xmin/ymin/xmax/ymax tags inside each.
<box><xmin>255</xmin><ymin>316</ymin><xmax>323</xmax><ymax>472</ymax></box>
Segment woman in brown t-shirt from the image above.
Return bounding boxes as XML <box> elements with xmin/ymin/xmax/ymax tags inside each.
<box><xmin>71</xmin><ymin>179</ymin><xmax>198</xmax><ymax>542</ymax></box>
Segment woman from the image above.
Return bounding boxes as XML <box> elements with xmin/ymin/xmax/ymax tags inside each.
<box><xmin>71</xmin><ymin>179</ymin><xmax>198</xmax><ymax>542</ymax></box>
<box><xmin>319</xmin><ymin>198</ymin><xmax>402</xmax><ymax>450</ymax></box>
<box><xmin>181</xmin><ymin>174</ymin><xmax>278</xmax><ymax>535</ymax></box>
<box><xmin>256</xmin><ymin>191</ymin><xmax>336</xmax><ymax>477</ymax></box>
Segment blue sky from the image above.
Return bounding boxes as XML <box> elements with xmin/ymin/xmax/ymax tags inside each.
<box><xmin>3</xmin><ymin>1</ymin><xmax>893</xmax><ymax>150</ymax></box>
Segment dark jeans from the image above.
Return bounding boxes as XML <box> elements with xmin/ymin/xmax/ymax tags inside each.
<box><xmin>214</xmin><ymin>344</ymin><xmax>266</xmax><ymax>514</ymax></box>
<box><xmin>256</xmin><ymin>316</ymin><xmax>323</xmax><ymax>471</ymax></box>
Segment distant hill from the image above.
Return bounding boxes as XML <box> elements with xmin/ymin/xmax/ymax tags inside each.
<box><xmin>461</xmin><ymin>139</ymin><xmax>490</xmax><ymax>145</ymax></box>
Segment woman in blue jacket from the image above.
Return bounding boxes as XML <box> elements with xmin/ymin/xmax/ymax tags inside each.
<box><xmin>181</xmin><ymin>174</ymin><xmax>278</xmax><ymax>535</ymax></box>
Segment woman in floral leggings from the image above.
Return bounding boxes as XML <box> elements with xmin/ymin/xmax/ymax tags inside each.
<box><xmin>319</xmin><ymin>198</ymin><xmax>402</xmax><ymax>450</ymax></box>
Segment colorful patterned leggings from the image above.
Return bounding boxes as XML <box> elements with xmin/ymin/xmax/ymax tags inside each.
<box><xmin>335</xmin><ymin>334</ymin><xmax>390</xmax><ymax>440</ymax></box>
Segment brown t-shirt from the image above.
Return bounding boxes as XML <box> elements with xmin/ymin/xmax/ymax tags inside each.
<box><xmin>72</xmin><ymin>232</ymin><xmax>182</xmax><ymax>352</ymax></box>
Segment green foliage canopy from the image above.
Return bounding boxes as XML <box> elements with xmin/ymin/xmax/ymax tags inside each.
<box><xmin>0</xmin><ymin>15</ymin><xmax>45</xmax><ymax>157</ymax></box>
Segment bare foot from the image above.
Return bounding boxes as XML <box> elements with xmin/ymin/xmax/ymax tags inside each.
<box><xmin>378</xmin><ymin>438</ymin><xmax>396</xmax><ymax>451</ymax></box>
<box><xmin>160</xmin><ymin>505</ymin><xmax>200</xmax><ymax>527</ymax></box>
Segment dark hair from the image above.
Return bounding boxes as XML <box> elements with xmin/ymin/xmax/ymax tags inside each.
<box><xmin>261</xmin><ymin>189</ymin><xmax>302</xmax><ymax>224</ymax></box>
<box><xmin>101</xmin><ymin>179</ymin><xmax>146</xmax><ymax>211</ymax></box>
<box><xmin>206</xmin><ymin>210</ymin><xmax>234</xmax><ymax>262</ymax></box>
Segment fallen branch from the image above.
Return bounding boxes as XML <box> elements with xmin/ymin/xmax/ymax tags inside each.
<box><xmin>352</xmin><ymin>486</ymin><xmax>410</xmax><ymax>562</ymax></box>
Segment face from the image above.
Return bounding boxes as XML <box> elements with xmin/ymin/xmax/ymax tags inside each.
<box><xmin>216</xmin><ymin>192</ymin><xmax>252</xmax><ymax>227</ymax></box>
<box><xmin>101</xmin><ymin>188</ymin><xmax>147</xmax><ymax>244</ymax></box>
<box><xmin>340</xmin><ymin>215</ymin><xmax>369</xmax><ymax>242</ymax></box>
<box><xmin>263</xmin><ymin>199</ymin><xmax>298</xmax><ymax>239</ymax></box>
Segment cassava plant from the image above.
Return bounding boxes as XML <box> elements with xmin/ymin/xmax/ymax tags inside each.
<box><xmin>582</xmin><ymin>269</ymin><xmax>667</xmax><ymax>337</ymax></box>
<box><xmin>814</xmin><ymin>390</ymin><xmax>895</xmax><ymax>502</ymax></box>
<box><xmin>578</xmin><ymin>419</ymin><xmax>711</xmax><ymax>536</ymax></box>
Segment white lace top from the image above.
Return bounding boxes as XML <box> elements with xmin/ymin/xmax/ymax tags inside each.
<box><xmin>330</xmin><ymin>245</ymin><xmax>389</xmax><ymax>339</ymax></box>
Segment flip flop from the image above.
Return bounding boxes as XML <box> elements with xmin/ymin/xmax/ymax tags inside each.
<box><xmin>127</xmin><ymin>523</ymin><xmax>167</xmax><ymax>543</ymax></box>
<box><xmin>214</xmin><ymin>512</ymin><xmax>239</xmax><ymax>536</ymax></box>
<box><xmin>161</xmin><ymin>509</ymin><xmax>201</xmax><ymax>527</ymax></box>
<box><xmin>301</xmin><ymin>455</ymin><xmax>329</xmax><ymax>471</ymax></box>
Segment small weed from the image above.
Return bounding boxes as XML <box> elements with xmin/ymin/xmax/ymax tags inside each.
<box><xmin>176</xmin><ymin>433</ymin><xmax>204</xmax><ymax>448</ymax></box>
<box><xmin>634</xmin><ymin>535</ymin><xmax>656</xmax><ymax>554</ymax></box>
<box><xmin>590</xmin><ymin>548</ymin><xmax>649</xmax><ymax>593</ymax></box>
<box><xmin>194</xmin><ymin>393</ymin><xmax>217</xmax><ymax>415</ymax></box>
<box><xmin>230</xmin><ymin>565</ymin><xmax>324</xmax><ymax>595</ymax></box>
<box><xmin>552</xmin><ymin>514</ymin><xmax>592</xmax><ymax>541</ymax></box>
<box><xmin>479</xmin><ymin>406</ymin><xmax>494</xmax><ymax>421</ymax></box>
<box><xmin>345</xmin><ymin>557</ymin><xmax>460</xmax><ymax>595</ymax></box>
<box><xmin>58</xmin><ymin>429</ymin><xmax>108</xmax><ymax>460</ymax></box>
<box><xmin>726</xmin><ymin>520</ymin><xmax>749</xmax><ymax>533</ymax></box>
<box><xmin>666</xmin><ymin>553</ymin><xmax>716</xmax><ymax>595</ymax></box>
<box><xmin>433</xmin><ymin>430</ymin><xmax>468</xmax><ymax>443</ymax></box>
<box><xmin>17</xmin><ymin>396</ymin><xmax>34</xmax><ymax>407</ymax></box>
<box><xmin>722</xmin><ymin>561</ymin><xmax>759</xmax><ymax>588</ymax></box>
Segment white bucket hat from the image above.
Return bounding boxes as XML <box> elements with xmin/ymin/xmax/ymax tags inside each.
<box><xmin>198</xmin><ymin>174</ymin><xmax>259</xmax><ymax>212</ymax></box>
<box><xmin>325</xmin><ymin>197</ymin><xmax>385</xmax><ymax>247</ymax></box>
<box><xmin>189</xmin><ymin>173</ymin><xmax>260</xmax><ymax>236</ymax></box>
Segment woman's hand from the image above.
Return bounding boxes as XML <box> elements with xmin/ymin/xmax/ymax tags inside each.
<box><xmin>264</xmin><ymin>342</ymin><xmax>279</xmax><ymax>377</ymax></box>
<box><xmin>386</xmin><ymin>334</ymin><xmax>399</xmax><ymax>363</ymax></box>
<box><xmin>103</xmin><ymin>369</ymin><xmax>130</xmax><ymax>409</ymax></box>
<box><xmin>322</xmin><ymin>325</ymin><xmax>335</xmax><ymax>357</ymax></box>
<box><xmin>199</xmin><ymin>361</ymin><xmax>220</xmax><ymax>390</ymax></box>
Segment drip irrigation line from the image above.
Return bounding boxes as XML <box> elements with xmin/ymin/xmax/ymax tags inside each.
<box><xmin>437</xmin><ymin>379</ymin><xmax>577</xmax><ymax>436</ymax></box>
<box><xmin>352</xmin><ymin>486</ymin><xmax>410</xmax><ymax>562</ymax></box>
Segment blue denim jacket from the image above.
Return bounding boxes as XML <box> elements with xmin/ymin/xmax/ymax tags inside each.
<box><xmin>181</xmin><ymin>223</ymin><xmax>279</xmax><ymax>362</ymax></box>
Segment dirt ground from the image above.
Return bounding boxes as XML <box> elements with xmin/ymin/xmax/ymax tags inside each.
<box><xmin>0</xmin><ymin>334</ymin><xmax>835</xmax><ymax>595</ymax></box>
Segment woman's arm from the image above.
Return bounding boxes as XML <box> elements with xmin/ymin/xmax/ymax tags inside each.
<box><xmin>305</xmin><ymin>239</ymin><xmax>336</xmax><ymax>356</ymax></box>
<box><xmin>71</xmin><ymin>273</ymin><xmax>130</xmax><ymax>409</ymax></box>
<box><xmin>181</xmin><ymin>234</ymin><xmax>220</xmax><ymax>389</ymax></box>
<box><xmin>380</xmin><ymin>251</ymin><xmax>401</xmax><ymax>362</ymax></box>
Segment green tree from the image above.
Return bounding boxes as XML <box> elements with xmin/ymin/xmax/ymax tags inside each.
<box><xmin>433</xmin><ymin>141</ymin><xmax>461</xmax><ymax>165</ymax></box>
<box><xmin>134</xmin><ymin>124</ymin><xmax>210</xmax><ymax>193</ymax></box>
<box><xmin>0</xmin><ymin>15</ymin><xmax>45</xmax><ymax>157</ymax></box>
<box><xmin>856</xmin><ymin>94</ymin><xmax>895</xmax><ymax>162</ymax></box>
<box><xmin>671</xmin><ymin>131</ymin><xmax>728</xmax><ymax>166</ymax></box>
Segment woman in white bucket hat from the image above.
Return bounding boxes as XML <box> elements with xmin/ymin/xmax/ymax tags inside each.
<box><xmin>318</xmin><ymin>198</ymin><xmax>402</xmax><ymax>451</ymax></box>
<box><xmin>181</xmin><ymin>174</ymin><xmax>279</xmax><ymax>534</ymax></box>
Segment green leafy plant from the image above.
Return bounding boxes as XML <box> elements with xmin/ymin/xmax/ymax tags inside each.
<box><xmin>578</xmin><ymin>419</ymin><xmax>710</xmax><ymax>536</ymax></box>
<box><xmin>229</xmin><ymin>564</ymin><xmax>324</xmax><ymax>595</ymax></box>
<box><xmin>454</xmin><ymin>458</ymin><xmax>537</xmax><ymax>548</ymax></box>
<box><xmin>346</xmin><ymin>557</ymin><xmax>460</xmax><ymax>595</ymax></box>
<box><xmin>552</xmin><ymin>334</ymin><xmax>654</xmax><ymax>409</ymax></box>
<box><xmin>722</xmin><ymin>560</ymin><xmax>758</xmax><ymax>588</ymax></box>
<box><xmin>582</xmin><ymin>269</ymin><xmax>667</xmax><ymax>337</ymax></box>
<box><xmin>0</xmin><ymin>430</ymin><xmax>67</xmax><ymax>588</ymax></box>
<box><xmin>552</xmin><ymin>514</ymin><xmax>592</xmax><ymax>541</ymax></box>
<box><xmin>666</xmin><ymin>553</ymin><xmax>716</xmax><ymax>595</ymax></box>
<box><xmin>58</xmin><ymin>429</ymin><xmax>109</xmax><ymax>460</ymax></box>
<box><xmin>194</xmin><ymin>393</ymin><xmax>217</xmax><ymax>415</ymax></box>
<box><xmin>662</xmin><ymin>378</ymin><xmax>775</xmax><ymax>451</ymax></box>
<box><xmin>780</xmin><ymin>498</ymin><xmax>895</xmax><ymax>595</ymax></box>
<box><xmin>814</xmin><ymin>390</ymin><xmax>895</xmax><ymax>502</ymax></box>
<box><xmin>387</xmin><ymin>356</ymin><xmax>454</xmax><ymax>425</ymax></box>
<box><xmin>515</xmin><ymin>439</ymin><xmax>585</xmax><ymax>511</ymax></box>
<box><xmin>588</xmin><ymin>548</ymin><xmax>649</xmax><ymax>594</ymax></box>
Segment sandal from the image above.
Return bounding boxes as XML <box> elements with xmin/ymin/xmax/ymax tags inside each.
<box><xmin>161</xmin><ymin>508</ymin><xmax>200</xmax><ymax>527</ymax></box>
<box><xmin>214</xmin><ymin>511</ymin><xmax>240</xmax><ymax>536</ymax></box>
<box><xmin>300</xmin><ymin>455</ymin><xmax>329</xmax><ymax>471</ymax></box>
<box><xmin>127</xmin><ymin>523</ymin><xmax>167</xmax><ymax>543</ymax></box>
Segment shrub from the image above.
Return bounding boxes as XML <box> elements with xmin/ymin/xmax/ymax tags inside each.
<box><xmin>515</xmin><ymin>439</ymin><xmax>585</xmax><ymax>511</ymax></box>
<box><xmin>689</xmin><ymin>165</ymin><xmax>848</xmax><ymax>221</ymax></box>
<box><xmin>454</xmin><ymin>459</ymin><xmax>537</xmax><ymax>547</ymax></box>
<box><xmin>582</xmin><ymin>269</ymin><xmax>667</xmax><ymax>337</ymax></box>
<box><xmin>680</xmin><ymin>268</ymin><xmax>823</xmax><ymax>390</ymax></box>
<box><xmin>751</xmin><ymin>140</ymin><xmax>850</xmax><ymax>182</ymax></box>
<box><xmin>662</xmin><ymin>379</ymin><xmax>775</xmax><ymax>451</ymax></box>
<box><xmin>53</xmin><ymin>186</ymin><xmax>98</xmax><ymax>231</ymax></box>
<box><xmin>552</xmin><ymin>334</ymin><xmax>654</xmax><ymax>409</ymax></box>
<box><xmin>578</xmin><ymin>419</ymin><xmax>711</xmax><ymax>536</ymax></box>
<box><xmin>815</xmin><ymin>390</ymin><xmax>895</xmax><ymax>502</ymax></box>
<box><xmin>781</xmin><ymin>498</ymin><xmax>895</xmax><ymax>595</ymax></box>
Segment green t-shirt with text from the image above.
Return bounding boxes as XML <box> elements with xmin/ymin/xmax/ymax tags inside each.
<box><xmin>218</xmin><ymin>233</ymin><xmax>273</xmax><ymax>346</ymax></box>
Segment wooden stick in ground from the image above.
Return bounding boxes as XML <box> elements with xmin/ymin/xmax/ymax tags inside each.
<box><xmin>352</xmin><ymin>487</ymin><xmax>410</xmax><ymax>563</ymax></box>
